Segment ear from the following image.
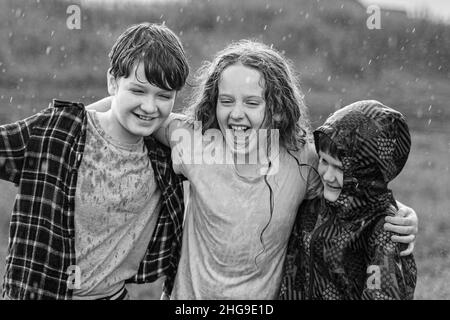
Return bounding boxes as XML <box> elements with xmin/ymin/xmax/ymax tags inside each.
<box><xmin>107</xmin><ymin>69</ymin><xmax>118</xmax><ymax>95</ymax></box>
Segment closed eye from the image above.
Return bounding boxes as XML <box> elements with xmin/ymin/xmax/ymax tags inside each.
<box><xmin>158</xmin><ymin>94</ymin><xmax>173</xmax><ymax>100</ymax></box>
<box><xmin>246</xmin><ymin>100</ymin><xmax>261</xmax><ymax>106</ymax></box>
<box><xmin>219</xmin><ymin>99</ymin><xmax>234</xmax><ymax>105</ymax></box>
<box><xmin>130</xmin><ymin>88</ymin><xmax>144</xmax><ymax>94</ymax></box>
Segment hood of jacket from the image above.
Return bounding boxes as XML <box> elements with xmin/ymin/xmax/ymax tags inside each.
<box><xmin>314</xmin><ymin>100</ymin><xmax>411</xmax><ymax>220</ymax></box>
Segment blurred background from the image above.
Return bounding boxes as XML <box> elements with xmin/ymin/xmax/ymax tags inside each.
<box><xmin>0</xmin><ymin>0</ymin><xmax>449</xmax><ymax>299</ymax></box>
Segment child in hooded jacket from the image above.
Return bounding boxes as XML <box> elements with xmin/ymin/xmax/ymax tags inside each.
<box><xmin>280</xmin><ymin>100</ymin><xmax>417</xmax><ymax>300</ymax></box>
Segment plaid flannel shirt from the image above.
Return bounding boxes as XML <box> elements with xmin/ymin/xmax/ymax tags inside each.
<box><xmin>0</xmin><ymin>99</ymin><xmax>184</xmax><ymax>299</ymax></box>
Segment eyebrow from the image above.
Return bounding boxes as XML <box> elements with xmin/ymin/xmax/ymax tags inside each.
<box><xmin>245</xmin><ymin>96</ymin><xmax>264</xmax><ymax>100</ymax></box>
<box><xmin>129</xmin><ymin>82</ymin><xmax>148</xmax><ymax>89</ymax></box>
<box><xmin>320</xmin><ymin>152</ymin><xmax>343</xmax><ymax>168</ymax></box>
<box><xmin>129</xmin><ymin>82</ymin><xmax>174</xmax><ymax>93</ymax></box>
<box><xmin>218</xmin><ymin>93</ymin><xmax>264</xmax><ymax>99</ymax></box>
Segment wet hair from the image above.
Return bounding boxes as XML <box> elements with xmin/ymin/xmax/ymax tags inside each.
<box><xmin>316</xmin><ymin>133</ymin><xmax>342</xmax><ymax>160</ymax></box>
<box><xmin>184</xmin><ymin>40</ymin><xmax>312</xmax><ymax>265</ymax></box>
<box><xmin>108</xmin><ymin>23</ymin><xmax>189</xmax><ymax>91</ymax></box>
<box><xmin>184</xmin><ymin>39</ymin><xmax>311</xmax><ymax>151</ymax></box>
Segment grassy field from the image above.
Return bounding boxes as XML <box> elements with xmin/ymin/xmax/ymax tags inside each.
<box><xmin>389</xmin><ymin>131</ymin><xmax>450</xmax><ymax>299</ymax></box>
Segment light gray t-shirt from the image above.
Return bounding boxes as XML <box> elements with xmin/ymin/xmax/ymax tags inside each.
<box><xmin>168</xmin><ymin>120</ymin><xmax>320</xmax><ymax>299</ymax></box>
<box><xmin>72</xmin><ymin>111</ymin><xmax>161</xmax><ymax>299</ymax></box>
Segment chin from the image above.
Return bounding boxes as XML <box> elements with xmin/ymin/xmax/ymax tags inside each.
<box><xmin>133</xmin><ymin>123</ymin><xmax>159</xmax><ymax>137</ymax></box>
<box><xmin>323</xmin><ymin>191</ymin><xmax>340</xmax><ymax>202</ymax></box>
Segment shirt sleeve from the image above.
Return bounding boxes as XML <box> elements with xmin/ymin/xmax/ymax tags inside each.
<box><xmin>0</xmin><ymin>111</ymin><xmax>42</xmax><ymax>184</ymax></box>
<box><xmin>166</xmin><ymin>117</ymin><xmax>195</xmax><ymax>177</ymax></box>
<box><xmin>361</xmin><ymin>218</ymin><xmax>417</xmax><ymax>300</ymax></box>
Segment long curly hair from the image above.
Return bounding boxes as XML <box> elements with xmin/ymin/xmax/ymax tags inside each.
<box><xmin>184</xmin><ymin>39</ymin><xmax>311</xmax><ymax>151</ymax></box>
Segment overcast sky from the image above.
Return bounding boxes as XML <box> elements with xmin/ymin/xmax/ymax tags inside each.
<box><xmin>81</xmin><ymin>0</ymin><xmax>450</xmax><ymax>22</ymax></box>
<box><xmin>359</xmin><ymin>0</ymin><xmax>450</xmax><ymax>21</ymax></box>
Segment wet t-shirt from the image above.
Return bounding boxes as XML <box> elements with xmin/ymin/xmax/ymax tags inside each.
<box><xmin>72</xmin><ymin>110</ymin><xmax>161</xmax><ymax>299</ymax></box>
<box><xmin>168</xmin><ymin>120</ymin><xmax>321</xmax><ymax>299</ymax></box>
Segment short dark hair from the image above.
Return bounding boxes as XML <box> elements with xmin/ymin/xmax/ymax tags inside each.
<box><xmin>316</xmin><ymin>133</ymin><xmax>341</xmax><ymax>160</ymax></box>
<box><xmin>109</xmin><ymin>23</ymin><xmax>189</xmax><ymax>91</ymax></box>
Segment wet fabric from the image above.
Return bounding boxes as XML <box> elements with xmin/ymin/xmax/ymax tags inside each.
<box><xmin>280</xmin><ymin>100</ymin><xmax>417</xmax><ymax>300</ymax></box>
<box><xmin>72</xmin><ymin>111</ymin><xmax>161</xmax><ymax>299</ymax></box>
<box><xmin>166</xmin><ymin>119</ymin><xmax>321</xmax><ymax>299</ymax></box>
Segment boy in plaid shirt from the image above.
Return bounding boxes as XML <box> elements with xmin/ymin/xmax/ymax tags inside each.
<box><xmin>0</xmin><ymin>23</ymin><xmax>189</xmax><ymax>300</ymax></box>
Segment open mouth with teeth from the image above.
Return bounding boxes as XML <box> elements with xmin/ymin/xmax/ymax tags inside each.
<box><xmin>224</xmin><ymin>124</ymin><xmax>262</xmax><ymax>154</ymax></box>
<box><xmin>133</xmin><ymin>112</ymin><xmax>154</xmax><ymax>121</ymax></box>
<box><xmin>228</xmin><ymin>125</ymin><xmax>251</xmax><ymax>136</ymax></box>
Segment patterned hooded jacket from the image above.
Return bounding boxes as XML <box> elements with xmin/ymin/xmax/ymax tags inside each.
<box><xmin>279</xmin><ymin>100</ymin><xmax>417</xmax><ymax>300</ymax></box>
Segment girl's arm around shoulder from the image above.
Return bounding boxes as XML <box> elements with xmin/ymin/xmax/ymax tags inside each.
<box><xmin>384</xmin><ymin>201</ymin><xmax>418</xmax><ymax>256</ymax></box>
<box><xmin>361</xmin><ymin>212</ymin><xmax>417</xmax><ymax>300</ymax></box>
<box><xmin>85</xmin><ymin>96</ymin><xmax>112</xmax><ymax>113</ymax></box>
<box><xmin>154</xmin><ymin>114</ymin><xmax>196</xmax><ymax>177</ymax></box>
<box><xmin>153</xmin><ymin>113</ymin><xmax>192</xmax><ymax>148</ymax></box>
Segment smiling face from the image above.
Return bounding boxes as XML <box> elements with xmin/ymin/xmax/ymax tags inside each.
<box><xmin>216</xmin><ymin>63</ymin><xmax>266</xmax><ymax>155</ymax></box>
<box><xmin>318</xmin><ymin>150</ymin><xmax>344</xmax><ymax>202</ymax></box>
<box><xmin>107</xmin><ymin>61</ymin><xmax>176</xmax><ymax>144</ymax></box>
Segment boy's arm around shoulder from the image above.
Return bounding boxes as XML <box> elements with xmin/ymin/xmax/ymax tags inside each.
<box><xmin>0</xmin><ymin>110</ymin><xmax>45</xmax><ymax>184</ymax></box>
<box><xmin>362</xmin><ymin>209</ymin><xmax>417</xmax><ymax>300</ymax></box>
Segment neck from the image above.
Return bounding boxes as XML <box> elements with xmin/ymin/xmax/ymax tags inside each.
<box><xmin>233</xmin><ymin>144</ymin><xmax>277</xmax><ymax>178</ymax></box>
<box><xmin>96</xmin><ymin>109</ymin><xmax>142</xmax><ymax>145</ymax></box>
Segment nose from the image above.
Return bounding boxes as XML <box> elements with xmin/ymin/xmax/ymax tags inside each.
<box><xmin>322</xmin><ymin>166</ymin><xmax>336</xmax><ymax>183</ymax></box>
<box><xmin>229</xmin><ymin>103</ymin><xmax>245</xmax><ymax>120</ymax></box>
<box><xmin>140</xmin><ymin>98</ymin><xmax>158</xmax><ymax>114</ymax></box>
